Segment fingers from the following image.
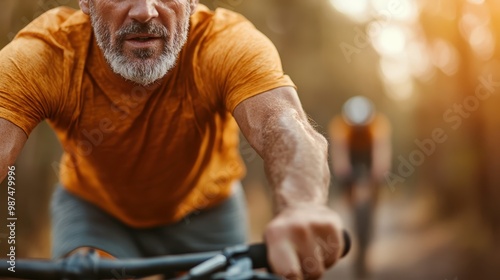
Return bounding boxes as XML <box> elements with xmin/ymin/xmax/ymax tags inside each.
<box><xmin>267</xmin><ymin>237</ymin><xmax>302</xmax><ymax>279</ymax></box>
<box><xmin>317</xmin><ymin>227</ymin><xmax>343</xmax><ymax>268</ymax></box>
<box><xmin>299</xmin><ymin>238</ymin><xmax>326</xmax><ymax>280</ymax></box>
<box><xmin>265</xmin><ymin>211</ymin><xmax>344</xmax><ymax>280</ymax></box>
<box><xmin>300</xmin><ymin>223</ymin><xmax>343</xmax><ymax>279</ymax></box>
<box><xmin>266</xmin><ymin>233</ymin><xmax>334</xmax><ymax>280</ymax></box>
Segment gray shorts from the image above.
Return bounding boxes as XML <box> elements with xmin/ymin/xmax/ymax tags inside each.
<box><xmin>50</xmin><ymin>183</ymin><xmax>248</xmax><ymax>259</ymax></box>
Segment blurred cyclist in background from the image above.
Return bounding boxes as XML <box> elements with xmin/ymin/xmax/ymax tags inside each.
<box><xmin>328</xmin><ymin>96</ymin><xmax>392</xmax><ymax>277</ymax></box>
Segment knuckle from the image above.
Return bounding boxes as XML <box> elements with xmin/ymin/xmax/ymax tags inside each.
<box><xmin>267</xmin><ymin>219</ymin><xmax>312</xmax><ymax>240</ymax></box>
<box><xmin>265</xmin><ymin>221</ymin><xmax>288</xmax><ymax>241</ymax></box>
<box><xmin>302</xmin><ymin>256</ymin><xmax>324</xmax><ymax>280</ymax></box>
<box><xmin>283</xmin><ymin>269</ymin><xmax>302</xmax><ymax>280</ymax></box>
<box><xmin>304</xmin><ymin>268</ymin><xmax>324</xmax><ymax>280</ymax></box>
<box><xmin>310</xmin><ymin>220</ymin><xmax>333</xmax><ymax>234</ymax></box>
<box><xmin>290</xmin><ymin>221</ymin><xmax>309</xmax><ymax>237</ymax></box>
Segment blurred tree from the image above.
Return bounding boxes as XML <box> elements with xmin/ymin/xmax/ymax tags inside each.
<box><xmin>417</xmin><ymin>0</ymin><xmax>500</xmax><ymax>277</ymax></box>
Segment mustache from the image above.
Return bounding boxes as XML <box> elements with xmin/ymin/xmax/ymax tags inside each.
<box><xmin>116</xmin><ymin>21</ymin><xmax>169</xmax><ymax>41</ymax></box>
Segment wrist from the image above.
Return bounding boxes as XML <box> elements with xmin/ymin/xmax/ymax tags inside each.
<box><xmin>274</xmin><ymin>186</ymin><xmax>328</xmax><ymax>212</ymax></box>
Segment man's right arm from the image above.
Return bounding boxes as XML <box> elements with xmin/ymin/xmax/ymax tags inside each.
<box><xmin>0</xmin><ymin>118</ymin><xmax>27</xmax><ymax>183</ymax></box>
<box><xmin>328</xmin><ymin>117</ymin><xmax>352</xmax><ymax>179</ymax></box>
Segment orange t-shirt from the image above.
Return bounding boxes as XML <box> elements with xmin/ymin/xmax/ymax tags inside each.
<box><xmin>329</xmin><ymin>114</ymin><xmax>389</xmax><ymax>155</ymax></box>
<box><xmin>0</xmin><ymin>5</ymin><xmax>295</xmax><ymax>227</ymax></box>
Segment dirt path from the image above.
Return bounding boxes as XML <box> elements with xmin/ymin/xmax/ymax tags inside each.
<box><xmin>324</xmin><ymin>190</ymin><xmax>465</xmax><ymax>280</ymax></box>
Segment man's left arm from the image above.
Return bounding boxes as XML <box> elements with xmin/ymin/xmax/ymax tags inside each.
<box><xmin>233</xmin><ymin>86</ymin><xmax>345</xmax><ymax>280</ymax></box>
<box><xmin>371</xmin><ymin>115</ymin><xmax>392</xmax><ymax>181</ymax></box>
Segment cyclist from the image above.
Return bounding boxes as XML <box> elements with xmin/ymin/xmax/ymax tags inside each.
<box><xmin>328</xmin><ymin>96</ymin><xmax>392</xmax><ymax>277</ymax></box>
<box><xmin>0</xmin><ymin>1</ymin><xmax>346</xmax><ymax>279</ymax></box>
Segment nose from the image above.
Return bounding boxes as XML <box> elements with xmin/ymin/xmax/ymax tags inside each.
<box><xmin>128</xmin><ymin>0</ymin><xmax>159</xmax><ymax>23</ymax></box>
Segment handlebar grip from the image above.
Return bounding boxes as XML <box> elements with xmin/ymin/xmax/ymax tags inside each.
<box><xmin>248</xmin><ymin>243</ymin><xmax>268</xmax><ymax>269</ymax></box>
<box><xmin>249</xmin><ymin>229</ymin><xmax>351</xmax><ymax>269</ymax></box>
<box><xmin>341</xmin><ymin>229</ymin><xmax>351</xmax><ymax>258</ymax></box>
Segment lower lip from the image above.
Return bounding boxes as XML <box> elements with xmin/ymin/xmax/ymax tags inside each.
<box><xmin>124</xmin><ymin>38</ymin><xmax>162</xmax><ymax>48</ymax></box>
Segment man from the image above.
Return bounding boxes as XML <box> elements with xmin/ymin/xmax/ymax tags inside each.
<box><xmin>0</xmin><ymin>0</ymin><xmax>345</xmax><ymax>278</ymax></box>
<box><xmin>329</xmin><ymin>96</ymin><xmax>392</xmax><ymax>276</ymax></box>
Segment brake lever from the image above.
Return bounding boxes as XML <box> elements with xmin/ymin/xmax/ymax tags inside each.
<box><xmin>210</xmin><ymin>255</ymin><xmax>280</xmax><ymax>280</ymax></box>
<box><xmin>179</xmin><ymin>230</ymin><xmax>351</xmax><ymax>280</ymax></box>
<box><xmin>177</xmin><ymin>245</ymin><xmax>279</xmax><ymax>280</ymax></box>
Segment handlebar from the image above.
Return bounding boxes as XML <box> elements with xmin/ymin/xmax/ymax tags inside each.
<box><xmin>0</xmin><ymin>230</ymin><xmax>351</xmax><ymax>279</ymax></box>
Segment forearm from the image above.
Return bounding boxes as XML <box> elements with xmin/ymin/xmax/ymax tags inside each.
<box><xmin>372</xmin><ymin>137</ymin><xmax>392</xmax><ymax>174</ymax></box>
<box><xmin>374</xmin><ymin>146</ymin><xmax>392</xmax><ymax>171</ymax></box>
<box><xmin>234</xmin><ymin>88</ymin><xmax>345</xmax><ymax>278</ymax></box>
<box><xmin>0</xmin><ymin>119</ymin><xmax>27</xmax><ymax>183</ymax></box>
<box><xmin>0</xmin><ymin>152</ymin><xmax>16</xmax><ymax>183</ymax></box>
<box><xmin>260</xmin><ymin>109</ymin><xmax>330</xmax><ymax>211</ymax></box>
<box><xmin>0</xmin><ymin>144</ymin><xmax>19</xmax><ymax>183</ymax></box>
<box><xmin>0</xmin><ymin>162</ymin><xmax>8</xmax><ymax>183</ymax></box>
<box><xmin>331</xmin><ymin>141</ymin><xmax>351</xmax><ymax>174</ymax></box>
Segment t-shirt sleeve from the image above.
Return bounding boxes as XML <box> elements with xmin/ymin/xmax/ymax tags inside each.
<box><xmin>198</xmin><ymin>10</ymin><xmax>296</xmax><ymax>113</ymax></box>
<box><xmin>0</xmin><ymin>36</ymin><xmax>64</xmax><ymax>136</ymax></box>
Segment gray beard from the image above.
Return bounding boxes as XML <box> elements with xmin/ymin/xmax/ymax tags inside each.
<box><xmin>89</xmin><ymin>4</ymin><xmax>190</xmax><ymax>86</ymax></box>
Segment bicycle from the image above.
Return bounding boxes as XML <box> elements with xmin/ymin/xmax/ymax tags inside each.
<box><xmin>0</xmin><ymin>231</ymin><xmax>351</xmax><ymax>279</ymax></box>
<box><xmin>329</xmin><ymin>96</ymin><xmax>392</xmax><ymax>277</ymax></box>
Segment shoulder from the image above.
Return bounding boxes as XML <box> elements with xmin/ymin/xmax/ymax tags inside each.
<box><xmin>329</xmin><ymin>116</ymin><xmax>349</xmax><ymax>135</ymax></box>
<box><xmin>370</xmin><ymin>114</ymin><xmax>391</xmax><ymax>135</ymax></box>
<box><xmin>24</xmin><ymin>7</ymin><xmax>86</xmax><ymax>29</ymax></box>
<box><xmin>2</xmin><ymin>7</ymin><xmax>92</xmax><ymax>88</ymax></box>
<box><xmin>191</xmin><ymin>4</ymin><xmax>253</xmax><ymax>32</ymax></box>
<box><xmin>13</xmin><ymin>7</ymin><xmax>92</xmax><ymax>54</ymax></box>
<box><xmin>0</xmin><ymin>7</ymin><xmax>91</xmax><ymax>120</ymax></box>
<box><xmin>373</xmin><ymin>114</ymin><xmax>390</xmax><ymax>126</ymax></box>
<box><xmin>188</xmin><ymin>4</ymin><xmax>263</xmax><ymax>49</ymax></box>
